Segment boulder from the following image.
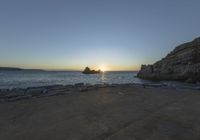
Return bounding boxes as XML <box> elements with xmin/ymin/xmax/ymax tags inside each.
<box><xmin>137</xmin><ymin>37</ymin><xmax>200</xmax><ymax>83</ymax></box>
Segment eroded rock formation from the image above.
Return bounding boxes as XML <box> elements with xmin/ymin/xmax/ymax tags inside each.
<box><xmin>137</xmin><ymin>37</ymin><xmax>200</xmax><ymax>83</ymax></box>
<box><xmin>82</xmin><ymin>67</ymin><xmax>102</xmax><ymax>74</ymax></box>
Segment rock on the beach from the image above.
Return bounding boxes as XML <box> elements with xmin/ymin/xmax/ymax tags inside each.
<box><xmin>75</xmin><ymin>83</ymin><xmax>84</xmax><ymax>87</ymax></box>
<box><xmin>137</xmin><ymin>37</ymin><xmax>200</xmax><ymax>83</ymax></box>
<box><xmin>26</xmin><ymin>87</ymin><xmax>46</xmax><ymax>97</ymax></box>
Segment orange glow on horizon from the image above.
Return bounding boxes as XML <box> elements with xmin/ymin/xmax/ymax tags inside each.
<box><xmin>7</xmin><ymin>64</ymin><xmax>140</xmax><ymax>71</ymax></box>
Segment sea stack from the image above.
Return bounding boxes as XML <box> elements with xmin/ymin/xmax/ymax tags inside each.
<box><xmin>137</xmin><ymin>37</ymin><xmax>200</xmax><ymax>83</ymax></box>
<box><xmin>82</xmin><ymin>67</ymin><xmax>102</xmax><ymax>74</ymax></box>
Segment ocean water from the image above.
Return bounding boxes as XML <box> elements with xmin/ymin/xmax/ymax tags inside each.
<box><xmin>0</xmin><ymin>71</ymin><xmax>199</xmax><ymax>89</ymax></box>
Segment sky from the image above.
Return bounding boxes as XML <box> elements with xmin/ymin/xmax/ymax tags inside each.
<box><xmin>0</xmin><ymin>0</ymin><xmax>200</xmax><ymax>71</ymax></box>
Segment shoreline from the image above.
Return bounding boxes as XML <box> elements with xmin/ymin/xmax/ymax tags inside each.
<box><xmin>0</xmin><ymin>83</ymin><xmax>200</xmax><ymax>103</ymax></box>
<box><xmin>0</xmin><ymin>83</ymin><xmax>200</xmax><ymax>139</ymax></box>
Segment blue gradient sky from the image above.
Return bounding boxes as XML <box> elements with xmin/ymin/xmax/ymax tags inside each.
<box><xmin>0</xmin><ymin>0</ymin><xmax>200</xmax><ymax>70</ymax></box>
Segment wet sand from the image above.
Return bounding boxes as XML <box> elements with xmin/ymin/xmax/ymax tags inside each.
<box><xmin>0</xmin><ymin>85</ymin><xmax>200</xmax><ymax>140</ymax></box>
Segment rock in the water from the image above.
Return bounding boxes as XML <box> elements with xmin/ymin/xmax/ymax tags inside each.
<box><xmin>137</xmin><ymin>37</ymin><xmax>200</xmax><ymax>83</ymax></box>
<box><xmin>82</xmin><ymin>67</ymin><xmax>102</xmax><ymax>74</ymax></box>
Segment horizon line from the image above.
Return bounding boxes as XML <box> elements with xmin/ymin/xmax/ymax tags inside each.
<box><xmin>0</xmin><ymin>66</ymin><xmax>139</xmax><ymax>72</ymax></box>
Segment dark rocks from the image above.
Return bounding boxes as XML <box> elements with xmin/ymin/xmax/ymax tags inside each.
<box><xmin>41</xmin><ymin>89</ymin><xmax>48</xmax><ymax>94</ymax></box>
<box><xmin>79</xmin><ymin>87</ymin><xmax>89</xmax><ymax>92</ymax></box>
<box><xmin>138</xmin><ymin>37</ymin><xmax>200</xmax><ymax>83</ymax></box>
<box><xmin>6</xmin><ymin>95</ymin><xmax>32</xmax><ymax>102</ymax></box>
<box><xmin>26</xmin><ymin>87</ymin><xmax>46</xmax><ymax>97</ymax></box>
<box><xmin>185</xmin><ymin>78</ymin><xmax>195</xmax><ymax>83</ymax></box>
<box><xmin>0</xmin><ymin>84</ymin><xmax>105</xmax><ymax>103</ymax></box>
<box><xmin>0</xmin><ymin>83</ymin><xmax>199</xmax><ymax>103</ymax></box>
<box><xmin>82</xmin><ymin>67</ymin><xmax>102</xmax><ymax>74</ymax></box>
<box><xmin>75</xmin><ymin>83</ymin><xmax>84</xmax><ymax>87</ymax></box>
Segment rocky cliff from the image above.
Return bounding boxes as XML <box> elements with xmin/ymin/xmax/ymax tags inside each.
<box><xmin>137</xmin><ymin>37</ymin><xmax>200</xmax><ymax>83</ymax></box>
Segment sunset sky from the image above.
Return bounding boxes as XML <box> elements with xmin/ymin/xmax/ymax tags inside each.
<box><xmin>0</xmin><ymin>0</ymin><xmax>200</xmax><ymax>71</ymax></box>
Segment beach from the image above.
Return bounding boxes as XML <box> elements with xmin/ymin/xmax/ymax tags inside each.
<box><xmin>0</xmin><ymin>84</ymin><xmax>200</xmax><ymax>140</ymax></box>
<box><xmin>1</xmin><ymin>0</ymin><xmax>200</xmax><ymax>139</ymax></box>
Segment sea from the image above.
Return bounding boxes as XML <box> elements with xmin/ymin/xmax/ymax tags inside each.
<box><xmin>0</xmin><ymin>71</ymin><xmax>199</xmax><ymax>89</ymax></box>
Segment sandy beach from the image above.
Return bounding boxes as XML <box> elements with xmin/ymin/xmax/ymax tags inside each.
<box><xmin>0</xmin><ymin>84</ymin><xmax>200</xmax><ymax>140</ymax></box>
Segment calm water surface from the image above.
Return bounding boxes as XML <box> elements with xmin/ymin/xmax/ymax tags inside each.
<box><xmin>0</xmin><ymin>71</ymin><xmax>199</xmax><ymax>89</ymax></box>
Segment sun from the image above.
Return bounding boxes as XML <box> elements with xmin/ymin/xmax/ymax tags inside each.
<box><xmin>99</xmin><ymin>65</ymin><xmax>107</xmax><ymax>72</ymax></box>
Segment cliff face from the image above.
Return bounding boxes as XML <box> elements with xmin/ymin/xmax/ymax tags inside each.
<box><xmin>137</xmin><ymin>37</ymin><xmax>200</xmax><ymax>82</ymax></box>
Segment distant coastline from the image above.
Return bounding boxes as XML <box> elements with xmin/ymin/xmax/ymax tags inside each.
<box><xmin>0</xmin><ymin>67</ymin><xmax>138</xmax><ymax>72</ymax></box>
<box><xmin>0</xmin><ymin>67</ymin><xmax>45</xmax><ymax>72</ymax></box>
